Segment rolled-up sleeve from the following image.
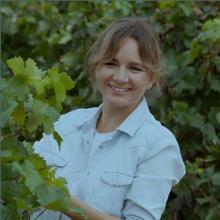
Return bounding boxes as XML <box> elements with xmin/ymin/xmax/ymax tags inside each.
<box><xmin>33</xmin><ymin>134</ymin><xmax>60</xmax><ymax>156</ymax></box>
<box><xmin>122</xmin><ymin>137</ymin><xmax>185</xmax><ymax>220</ymax></box>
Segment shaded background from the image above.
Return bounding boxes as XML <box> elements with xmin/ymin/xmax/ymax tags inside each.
<box><xmin>1</xmin><ymin>0</ymin><xmax>220</xmax><ymax>219</ymax></box>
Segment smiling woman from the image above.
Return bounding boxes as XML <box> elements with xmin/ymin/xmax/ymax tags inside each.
<box><xmin>86</xmin><ymin>17</ymin><xmax>164</xmax><ymax>102</ymax></box>
<box><xmin>96</xmin><ymin>38</ymin><xmax>154</xmax><ymax>117</ymax></box>
<box><xmin>32</xmin><ymin>17</ymin><xmax>185</xmax><ymax>220</ymax></box>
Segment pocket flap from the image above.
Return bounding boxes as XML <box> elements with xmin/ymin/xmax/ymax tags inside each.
<box><xmin>101</xmin><ymin>171</ymin><xmax>133</xmax><ymax>187</ymax></box>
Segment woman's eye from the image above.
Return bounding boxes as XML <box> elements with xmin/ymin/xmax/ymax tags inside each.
<box><xmin>104</xmin><ymin>62</ymin><xmax>117</xmax><ymax>67</ymax></box>
<box><xmin>130</xmin><ymin>66</ymin><xmax>142</xmax><ymax>72</ymax></box>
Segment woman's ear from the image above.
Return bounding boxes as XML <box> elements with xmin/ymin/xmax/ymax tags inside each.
<box><xmin>147</xmin><ymin>72</ymin><xmax>156</xmax><ymax>90</ymax></box>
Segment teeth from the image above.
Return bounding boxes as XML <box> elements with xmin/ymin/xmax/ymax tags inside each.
<box><xmin>111</xmin><ymin>85</ymin><xmax>129</xmax><ymax>92</ymax></box>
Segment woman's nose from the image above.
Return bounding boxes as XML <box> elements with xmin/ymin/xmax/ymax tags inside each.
<box><xmin>112</xmin><ymin>67</ymin><xmax>129</xmax><ymax>83</ymax></box>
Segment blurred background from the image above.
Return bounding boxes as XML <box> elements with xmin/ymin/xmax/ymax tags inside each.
<box><xmin>1</xmin><ymin>0</ymin><xmax>220</xmax><ymax>219</ymax></box>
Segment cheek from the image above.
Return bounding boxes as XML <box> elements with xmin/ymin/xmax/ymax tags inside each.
<box><xmin>131</xmin><ymin>74</ymin><xmax>148</xmax><ymax>85</ymax></box>
<box><xmin>97</xmin><ymin>68</ymin><xmax>112</xmax><ymax>83</ymax></box>
<box><xmin>141</xmin><ymin>73</ymin><xmax>155</xmax><ymax>89</ymax></box>
<box><xmin>95</xmin><ymin>68</ymin><xmax>104</xmax><ymax>83</ymax></box>
<box><xmin>95</xmin><ymin>71</ymin><xmax>108</xmax><ymax>92</ymax></box>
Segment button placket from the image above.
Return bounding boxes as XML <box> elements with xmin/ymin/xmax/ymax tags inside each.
<box><xmin>81</xmin><ymin>127</ymin><xmax>96</xmax><ymax>175</ymax></box>
<box><xmin>98</xmin><ymin>139</ymin><xmax>111</xmax><ymax>150</ymax></box>
<box><xmin>84</xmin><ymin>130</ymin><xmax>115</xmax><ymax>175</ymax></box>
<box><xmin>86</xmin><ymin>142</ymin><xmax>104</xmax><ymax>173</ymax></box>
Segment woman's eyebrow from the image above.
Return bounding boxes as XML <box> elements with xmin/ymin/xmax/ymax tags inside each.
<box><xmin>111</xmin><ymin>58</ymin><xmax>118</xmax><ymax>62</ymax></box>
<box><xmin>130</xmin><ymin>62</ymin><xmax>146</xmax><ymax>68</ymax></box>
<box><xmin>110</xmin><ymin>59</ymin><xmax>146</xmax><ymax>69</ymax></box>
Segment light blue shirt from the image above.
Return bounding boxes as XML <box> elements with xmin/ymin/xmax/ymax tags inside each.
<box><xmin>33</xmin><ymin>97</ymin><xmax>185</xmax><ymax>220</ymax></box>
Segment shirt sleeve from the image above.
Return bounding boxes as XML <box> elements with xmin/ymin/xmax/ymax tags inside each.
<box><xmin>122</xmin><ymin>137</ymin><xmax>186</xmax><ymax>220</ymax></box>
<box><xmin>34</xmin><ymin>133</ymin><xmax>58</xmax><ymax>153</ymax></box>
<box><xmin>33</xmin><ymin>134</ymin><xmax>66</xmax><ymax>166</ymax></box>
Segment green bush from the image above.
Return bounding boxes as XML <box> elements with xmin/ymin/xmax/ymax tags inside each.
<box><xmin>1</xmin><ymin>57</ymin><xmax>86</xmax><ymax>219</ymax></box>
<box><xmin>1</xmin><ymin>0</ymin><xmax>220</xmax><ymax>219</ymax></box>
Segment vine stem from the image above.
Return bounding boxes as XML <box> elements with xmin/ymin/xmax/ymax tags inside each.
<box><xmin>3</xmin><ymin>128</ymin><xmax>22</xmax><ymax>139</ymax></box>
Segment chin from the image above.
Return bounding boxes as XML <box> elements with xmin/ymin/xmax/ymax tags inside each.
<box><xmin>105</xmin><ymin>96</ymin><xmax>132</xmax><ymax>108</ymax></box>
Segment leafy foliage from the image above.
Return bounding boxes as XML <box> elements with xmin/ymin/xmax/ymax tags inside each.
<box><xmin>1</xmin><ymin>0</ymin><xmax>220</xmax><ymax>219</ymax></box>
<box><xmin>1</xmin><ymin>57</ymin><xmax>85</xmax><ymax>219</ymax></box>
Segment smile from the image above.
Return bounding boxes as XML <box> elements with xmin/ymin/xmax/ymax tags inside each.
<box><xmin>108</xmin><ymin>84</ymin><xmax>131</xmax><ymax>93</ymax></box>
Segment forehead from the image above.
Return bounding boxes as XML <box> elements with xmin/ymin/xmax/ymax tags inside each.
<box><xmin>115</xmin><ymin>38</ymin><xmax>142</xmax><ymax>61</ymax></box>
<box><xmin>107</xmin><ymin>36</ymin><xmax>139</xmax><ymax>54</ymax></box>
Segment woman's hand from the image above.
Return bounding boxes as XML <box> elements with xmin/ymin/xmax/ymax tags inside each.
<box><xmin>63</xmin><ymin>196</ymin><xmax>121</xmax><ymax>220</ymax></box>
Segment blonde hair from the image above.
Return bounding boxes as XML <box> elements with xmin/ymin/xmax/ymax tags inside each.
<box><xmin>85</xmin><ymin>17</ymin><xmax>165</xmax><ymax>102</ymax></box>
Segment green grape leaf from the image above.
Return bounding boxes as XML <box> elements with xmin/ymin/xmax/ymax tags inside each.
<box><xmin>11</xmin><ymin>160</ymin><xmax>44</xmax><ymax>194</ymax></box>
<box><xmin>12</xmin><ymin>104</ymin><xmax>26</xmax><ymax>126</ymax></box>
<box><xmin>36</xmin><ymin>184</ymin><xmax>70</xmax><ymax>211</ymax></box>
<box><xmin>48</xmin><ymin>67</ymin><xmax>59</xmax><ymax>82</ymax></box>
<box><xmin>34</xmin><ymin>76</ymin><xmax>50</xmax><ymax>96</ymax></box>
<box><xmin>205</xmin><ymin>123</ymin><xmax>220</xmax><ymax>145</ymax></box>
<box><xmin>0</xmin><ymin>150</ymin><xmax>14</xmax><ymax>158</ymax></box>
<box><xmin>53</xmin><ymin>177</ymin><xmax>67</xmax><ymax>188</ymax></box>
<box><xmin>0</xmin><ymin>100</ymin><xmax>17</xmax><ymax>128</ymax></box>
<box><xmin>58</xmin><ymin>32</ymin><xmax>72</xmax><ymax>45</ymax></box>
<box><xmin>33</xmin><ymin>99</ymin><xmax>59</xmax><ymax>121</ymax></box>
<box><xmin>53</xmin><ymin>80</ymin><xmax>66</xmax><ymax>103</ymax></box>
<box><xmin>42</xmin><ymin>115</ymin><xmax>54</xmax><ymax>134</ymax></box>
<box><xmin>25</xmin><ymin>99</ymin><xmax>59</xmax><ymax>133</ymax></box>
<box><xmin>179</xmin><ymin>2</ymin><xmax>193</xmax><ymax>17</ymax></box>
<box><xmin>1</xmin><ymin>204</ymin><xmax>20</xmax><ymax>220</ymax></box>
<box><xmin>6</xmin><ymin>56</ymin><xmax>26</xmax><ymax>76</ymax></box>
<box><xmin>217</xmin><ymin>112</ymin><xmax>220</xmax><ymax>124</ymax></box>
<box><xmin>25</xmin><ymin>58</ymin><xmax>44</xmax><ymax>79</ymax></box>
<box><xmin>3</xmin><ymin>76</ymin><xmax>30</xmax><ymax>102</ymax></box>
<box><xmin>2</xmin><ymin>180</ymin><xmax>29</xmax><ymax>203</ymax></box>
<box><xmin>211</xmin><ymin>172</ymin><xmax>220</xmax><ymax>186</ymax></box>
<box><xmin>26</xmin><ymin>112</ymin><xmax>42</xmax><ymax>133</ymax></box>
<box><xmin>15</xmin><ymin>198</ymin><xmax>25</xmax><ymax>209</ymax></box>
<box><xmin>159</xmin><ymin>0</ymin><xmax>176</xmax><ymax>9</ymax></box>
<box><xmin>53</xmin><ymin>131</ymin><xmax>63</xmax><ymax>149</ymax></box>
<box><xmin>48</xmin><ymin>67</ymin><xmax>66</xmax><ymax>104</ymax></box>
<box><xmin>201</xmin><ymin>18</ymin><xmax>220</xmax><ymax>43</ymax></box>
<box><xmin>60</xmin><ymin>73</ymin><xmax>75</xmax><ymax>90</ymax></box>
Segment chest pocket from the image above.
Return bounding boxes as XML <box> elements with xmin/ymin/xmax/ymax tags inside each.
<box><xmin>101</xmin><ymin>171</ymin><xmax>133</xmax><ymax>187</ymax></box>
<box><xmin>42</xmin><ymin>151</ymin><xmax>67</xmax><ymax>168</ymax></box>
<box><xmin>95</xmin><ymin>171</ymin><xmax>133</xmax><ymax>216</ymax></box>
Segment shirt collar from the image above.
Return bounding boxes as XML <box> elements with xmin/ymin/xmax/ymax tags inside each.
<box><xmin>77</xmin><ymin>105</ymin><xmax>102</xmax><ymax>130</ymax></box>
<box><xmin>79</xmin><ymin>97</ymin><xmax>155</xmax><ymax>137</ymax></box>
<box><xmin>117</xmin><ymin>97</ymin><xmax>155</xmax><ymax>136</ymax></box>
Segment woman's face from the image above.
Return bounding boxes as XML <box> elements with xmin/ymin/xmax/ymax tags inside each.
<box><xmin>96</xmin><ymin>38</ymin><xmax>154</xmax><ymax>110</ymax></box>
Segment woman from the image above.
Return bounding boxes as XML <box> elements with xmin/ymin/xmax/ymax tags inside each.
<box><xmin>33</xmin><ymin>17</ymin><xmax>185</xmax><ymax>220</ymax></box>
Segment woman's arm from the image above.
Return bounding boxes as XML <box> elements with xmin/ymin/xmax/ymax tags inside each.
<box><xmin>63</xmin><ymin>196</ymin><xmax>121</xmax><ymax>220</ymax></box>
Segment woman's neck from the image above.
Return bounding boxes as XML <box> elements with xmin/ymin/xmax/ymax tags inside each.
<box><xmin>96</xmin><ymin>102</ymin><xmax>136</xmax><ymax>133</ymax></box>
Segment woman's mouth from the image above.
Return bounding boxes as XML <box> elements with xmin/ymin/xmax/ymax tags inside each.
<box><xmin>108</xmin><ymin>84</ymin><xmax>131</xmax><ymax>93</ymax></box>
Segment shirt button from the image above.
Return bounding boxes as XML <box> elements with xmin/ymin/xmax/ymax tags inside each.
<box><xmin>99</xmin><ymin>145</ymin><xmax>103</xmax><ymax>149</ymax></box>
<box><xmin>86</xmin><ymin>171</ymin><xmax>90</xmax><ymax>175</ymax></box>
<box><xmin>86</xmin><ymin>140</ymin><xmax>90</xmax><ymax>145</ymax></box>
